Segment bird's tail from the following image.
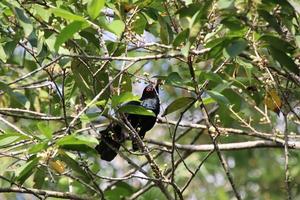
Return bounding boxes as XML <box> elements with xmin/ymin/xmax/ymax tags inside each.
<box><xmin>95</xmin><ymin>125</ymin><xmax>123</xmax><ymax>161</ymax></box>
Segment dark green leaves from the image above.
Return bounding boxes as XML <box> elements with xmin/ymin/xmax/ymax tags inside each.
<box><xmin>132</xmin><ymin>14</ymin><xmax>148</xmax><ymax>34</ymax></box>
<box><xmin>104</xmin><ymin>182</ymin><xmax>134</xmax><ymax>200</ymax></box>
<box><xmin>57</xmin><ymin>135</ymin><xmax>98</xmax><ymax>146</ymax></box>
<box><xmin>259</xmin><ymin>35</ymin><xmax>295</xmax><ymax>53</ymax></box>
<box><xmin>55</xmin><ymin>21</ymin><xmax>89</xmax><ymax>51</ymax></box>
<box><xmin>15</xmin><ymin>157</ymin><xmax>40</xmax><ymax>184</ymax></box>
<box><xmin>258</xmin><ymin>9</ymin><xmax>282</xmax><ymax>34</ymax></box>
<box><xmin>111</xmin><ymin>92</ymin><xmax>140</xmax><ymax>108</ymax></box>
<box><xmin>206</xmin><ymin>90</ymin><xmax>230</xmax><ymax>105</ymax></box>
<box><xmin>173</xmin><ymin>29</ymin><xmax>190</xmax><ymax>48</ymax></box>
<box><xmin>119</xmin><ymin>104</ymin><xmax>155</xmax><ymax>116</ymax></box>
<box><xmin>0</xmin><ymin>81</ymin><xmax>28</xmax><ymax>108</ymax></box>
<box><xmin>71</xmin><ymin>59</ymin><xmax>94</xmax><ymax>98</ymax></box>
<box><xmin>221</xmin><ymin>17</ymin><xmax>245</xmax><ymax>31</ymax></box>
<box><xmin>51</xmin><ymin>7</ymin><xmax>90</xmax><ymax>51</ymax></box>
<box><xmin>224</xmin><ymin>38</ymin><xmax>248</xmax><ymax>58</ymax></box>
<box><xmin>258</xmin><ymin>35</ymin><xmax>298</xmax><ymax>74</ymax></box>
<box><xmin>175</xmin><ymin>3</ymin><xmax>200</xmax><ymax>18</ymax></box>
<box><xmin>14</xmin><ymin>7</ymin><xmax>33</xmax><ymax>37</ymax></box>
<box><xmin>165</xmin><ymin>72</ymin><xmax>184</xmax><ymax>86</ymax></box>
<box><xmin>57</xmin><ymin>135</ymin><xmax>98</xmax><ymax>152</ymax></box>
<box><xmin>162</xmin><ymin>97</ymin><xmax>196</xmax><ymax>116</ymax></box>
<box><xmin>158</xmin><ymin>16</ymin><xmax>172</xmax><ymax>44</ymax></box>
<box><xmin>198</xmin><ymin>71</ymin><xmax>224</xmax><ymax>84</ymax></box>
<box><xmin>268</xmin><ymin>47</ymin><xmax>299</xmax><ymax>74</ymax></box>
<box><xmin>58</xmin><ymin>152</ymin><xmax>91</xmax><ymax>183</ymax></box>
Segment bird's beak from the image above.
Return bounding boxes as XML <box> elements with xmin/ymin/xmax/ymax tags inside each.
<box><xmin>154</xmin><ymin>79</ymin><xmax>162</xmax><ymax>93</ymax></box>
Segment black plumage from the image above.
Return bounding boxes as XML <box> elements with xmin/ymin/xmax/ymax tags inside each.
<box><xmin>96</xmin><ymin>83</ymin><xmax>160</xmax><ymax>161</ymax></box>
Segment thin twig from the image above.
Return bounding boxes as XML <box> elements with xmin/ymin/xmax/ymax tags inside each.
<box><xmin>146</xmin><ymin>139</ymin><xmax>300</xmax><ymax>151</ymax></box>
<box><xmin>0</xmin><ymin>116</ymin><xmax>33</xmax><ymax>139</ymax></box>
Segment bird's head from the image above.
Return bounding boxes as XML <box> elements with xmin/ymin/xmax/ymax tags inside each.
<box><xmin>141</xmin><ymin>81</ymin><xmax>160</xmax><ymax>100</ymax></box>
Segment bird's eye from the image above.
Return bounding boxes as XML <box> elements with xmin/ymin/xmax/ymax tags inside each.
<box><xmin>146</xmin><ymin>87</ymin><xmax>153</xmax><ymax>92</ymax></box>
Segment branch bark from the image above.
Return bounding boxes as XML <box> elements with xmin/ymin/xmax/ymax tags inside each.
<box><xmin>146</xmin><ymin>139</ymin><xmax>300</xmax><ymax>151</ymax></box>
<box><xmin>0</xmin><ymin>187</ymin><xmax>91</xmax><ymax>200</ymax></box>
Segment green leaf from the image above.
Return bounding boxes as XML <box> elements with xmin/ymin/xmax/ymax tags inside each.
<box><xmin>87</xmin><ymin>0</ymin><xmax>105</xmax><ymax>19</ymax></box>
<box><xmin>58</xmin><ymin>152</ymin><xmax>91</xmax><ymax>183</ymax></box>
<box><xmin>165</xmin><ymin>72</ymin><xmax>184</xmax><ymax>85</ymax></box>
<box><xmin>80</xmin><ymin>112</ymin><xmax>102</xmax><ymax>123</ymax></box>
<box><xmin>205</xmin><ymin>37</ymin><xmax>230</xmax><ymax>59</ymax></box>
<box><xmin>0</xmin><ymin>131</ymin><xmax>30</xmax><ymax>147</ymax></box>
<box><xmin>269</xmin><ymin>47</ymin><xmax>299</xmax><ymax>74</ymax></box>
<box><xmin>189</xmin><ymin>11</ymin><xmax>202</xmax><ymax>40</ymax></box>
<box><xmin>112</xmin><ymin>92</ymin><xmax>140</xmax><ymax>108</ymax></box>
<box><xmin>14</xmin><ymin>7</ymin><xmax>33</xmax><ymax>37</ymax></box>
<box><xmin>15</xmin><ymin>157</ymin><xmax>40</xmax><ymax>184</ymax></box>
<box><xmin>222</xmin><ymin>89</ymin><xmax>243</xmax><ymax>111</ymax></box>
<box><xmin>0</xmin><ymin>135</ymin><xmax>20</xmax><ymax>147</ymax></box>
<box><xmin>139</xmin><ymin>187</ymin><xmax>167</xmax><ymax>200</ymax></box>
<box><xmin>64</xmin><ymin>75</ymin><xmax>76</xmax><ymax>102</ymax></box>
<box><xmin>158</xmin><ymin>15</ymin><xmax>171</xmax><ymax>44</ymax></box>
<box><xmin>288</xmin><ymin>0</ymin><xmax>300</xmax><ymax>14</ymax></box>
<box><xmin>212</xmin><ymin>80</ymin><xmax>232</xmax><ymax>93</ymax></box>
<box><xmin>175</xmin><ymin>3</ymin><xmax>201</xmax><ymax>18</ymax></box>
<box><xmin>224</xmin><ymin>38</ymin><xmax>247</xmax><ymax>58</ymax></box>
<box><xmin>217</xmin><ymin>0</ymin><xmax>235</xmax><ymax>10</ymax></box>
<box><xmin>57</xmin><ymin>134</ymin><xmax>98</xmax><ymax>152</ymax></box>
<box><xmin>162</xmin><ymin>97</ymin><xmax>196</xmax><ymax>116</ymax></box>
<box><xmin>94</xmin><ymin>70</ymin><xmax>110</xmax><ymax>100</ymax></box>
<box><xmin>221</xmin><ymin>17</ymin><xmax>245</xmax><ymax>31</ymax></box>
<box><xmin>173</xmin><ymin>29</ymin><xmax>190</xmax><ymax>48</ymax></box>
<box><xmin>236</xmin><ymin>57</ymin><xmax>253</xmax><ymax>84</ymax></box>
<box><xmin>202</xmin><ymin>97</ymin><xmax>216</xmax><ymax>105</ymax></box>
<box><xmin>206</xmin><ymin>90</ymin><xmax>229</xmax><ymax>105</ymax></box>
<box><xmin>55</xmin><ymin>20</ymin><xmax>89</xmax><ymax>51</ymax></box>
<box><xmin>28</xmin><ymin>142</ymin><xmax>48</xmax><ymax>154</ymax></box>
<box><xmin>132</xmin><ymin>14</ymin><xmax>147</xmax><ymax>34</ymax></box>
<box><xmin>0</xmin><ymin>81</ymin><xmax>28</xmax><ymax>108</ymax></box>
<box><xmin>295</xmin><ymin>35</ymin><xmax>300</xmax><ymax>48</ymax></box>
<box><xmin>260</xmin><ymin>35</ymin><xmax>295</xmax><ymax>53</ymax></box>
<box><xmin>10</xmin><ymin>92</ymin><xmax>28</xmax><ymax>109</ymax></box>
<box><xmin>104</xmin><ymin>182</ymin><xmax>134</xmax><ymax>200</ymax></box>
<box><xmin>57</xmin><ymin>135</ymin><xmax>98</xmax><ymax>147</ymax></box>
<box><xmin>37</xmin><ymin>122</ymin><xmax>53</xmax><ymax>139</ymax></box>
<box><xmin>51</xmin><ymin>8</ymin><xmax>86</xmax><ymax>21</ymax></box>
<box><xmin>0</xmin><ymin>44</ymin><xmax>7</xmax><ymax>62</ymax></box>
<box><xmin>32</xmin><ymin>4</ymin><xmax>51</xmax><ymax>22</ymax></box>
<box><xmin>181</xmin><ymin>41</ymin><xmax>191</xmax><ymax>57</ymax></box>
<box><xmin>71</xmin><ymin>59</ymin><xmax>94</xmax><ymax>99</ymax></box>
<box><xmin>107</xmin><ymin>20</ymin><xmax>125</xmax><ymax>37</ymax></box>
<box><xmin>119</xmin><ymin>104</ymin><xmax>155</xmax><ymax>116</ymax></box>
<box><xmin>258</xmin><ymin>9</ymin><xmax>282</xmax><ymax>34</ymax></box>
<box><xmin>199</xmin><ymin>71</ymin><xmax>223</xmax><ymax>84</ymax></box>
<box><xmin>33</xmin><ymin>167</ymin><xmax>46</xmax><ymax>189</ymax></box>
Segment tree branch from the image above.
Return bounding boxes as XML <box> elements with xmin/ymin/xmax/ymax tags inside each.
<box><xmin>0</xmin><ymin>187</ymin><xmax>91</xmax><ymax>200</ymax></box>
<box><xmin>145</xmin><ymin>139</ymin><xmax>300</xmax><ymax>151</ymax></box>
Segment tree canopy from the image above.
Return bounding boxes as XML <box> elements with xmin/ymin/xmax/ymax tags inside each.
<box><xmin>0</xmin><ymin>0</ymin><xmax>300</xmax><ymax>199</ymax></box>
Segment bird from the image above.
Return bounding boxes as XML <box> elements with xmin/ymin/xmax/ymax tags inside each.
<box><xmin>95</xmin><ymin>82</ymin><xmax>160</xmax><ymax>161</ymax></box>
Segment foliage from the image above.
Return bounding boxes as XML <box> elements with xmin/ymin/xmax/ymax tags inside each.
<box><xmin>0</xmin><ymin>0</ymin><xmax>300</xmax><ymax>199</ymax></box>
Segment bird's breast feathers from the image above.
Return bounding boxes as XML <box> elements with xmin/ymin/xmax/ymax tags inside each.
<box><xmin>141</xmin><ymin>98</ymin><xmax>159</xmax><ymax>112</ymax></box>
